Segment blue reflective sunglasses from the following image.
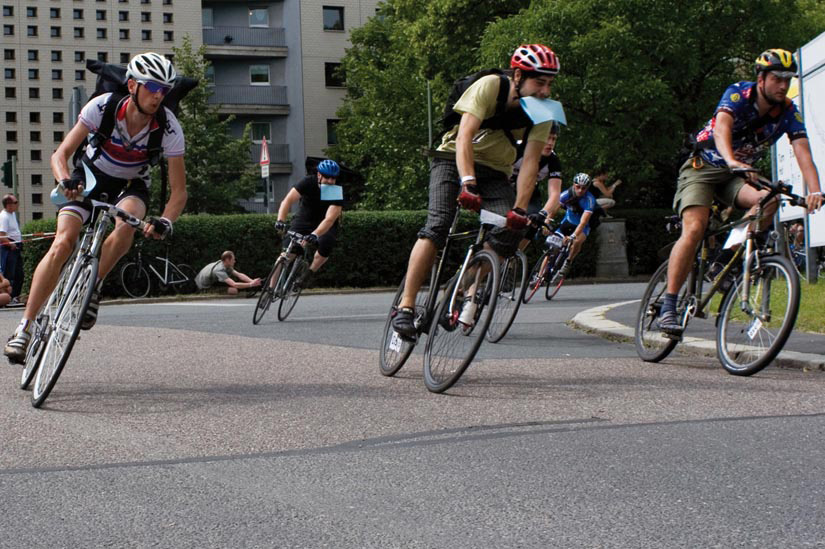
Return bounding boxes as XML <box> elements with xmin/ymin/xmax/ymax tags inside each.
<box><xmin>138</xmin><ymin>80</ymin><xmax>172</xmax><ymax>95</ymax></box>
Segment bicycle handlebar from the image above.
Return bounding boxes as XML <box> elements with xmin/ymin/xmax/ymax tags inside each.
<box><xmin>729</xmin><ymin>168</ymin><xmax>807</xmax><ymax>208</ymax></box>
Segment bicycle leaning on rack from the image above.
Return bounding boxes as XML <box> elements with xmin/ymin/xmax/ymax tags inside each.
<box><xmin>523</xmin><ymin>224</ymin><xmax>571</xmax><ymax>303</ymax></box>
<box><xmin>119</xmin><ymin>238</ymin><xmax>197</xmax><ymax>298</ymax></box>
<box><xmin>379</xmin><ymin>208</ymin><xmax>502</xmax><ymax>393</ymax></box>
<box><xmin>21</xmin><ymin>197</ymin><xmax>151</xmax><ymax>408</ymax></box>
<box><xmin>253</xmin><ymin>230</ymin><xmax>313</xmax><ymax>324</ymax></box>
<box><xmin>634</xmin><ymin>168</ymin><xmax>806</xmax><ymax>376</ymax></box>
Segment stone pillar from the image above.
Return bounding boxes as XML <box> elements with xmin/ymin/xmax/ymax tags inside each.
<box><xmin>595</xmin><ymin>218</ymin><xmax>629</xmax><ymax>277</ymax></box>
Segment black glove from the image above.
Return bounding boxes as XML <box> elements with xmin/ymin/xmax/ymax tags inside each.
<box><xmin>147</xmin><ymin>216</ymin><xmax>173</xmax><ymax>238</ymax></box>
<box><xmin>60</xmin><ymin>178</ymin><xmax>82</xmax><ymax>191</ymax></box>
<box><xmin>303</xmin><ymin>233</ymin><xmax>319</xmax><ymax>246</ymax></box>
<box><xmin>274</xmin><ymin>220</ymin><xmax>287</xmax><ymax>232</ymax></box>
<box><xmin>528</xmin><ymin>209</ymin><xmax>548</xmax><ymax>227</ymax></box>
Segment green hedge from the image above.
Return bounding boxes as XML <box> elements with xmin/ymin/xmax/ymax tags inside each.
<box><xmin>21</xmin><ymin>207</ymin><xmax>675</xmax><ymax>296</ymax></box>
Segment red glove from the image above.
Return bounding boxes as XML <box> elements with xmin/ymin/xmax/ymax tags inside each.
<box><xmin>506</xmin><ymin>207</ymin><xmax>529</xmax><ymax>231</ymax></box>
<box><xmin>457</xmin><ymin>184</ymin><xmax>482</xmax><ymax>212</ymax></box>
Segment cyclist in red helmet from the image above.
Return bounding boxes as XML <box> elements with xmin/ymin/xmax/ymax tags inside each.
<box><xmin>391</xmin><ymin>43</ymin><xmax>562</xmax><ymax>339</ymax></box>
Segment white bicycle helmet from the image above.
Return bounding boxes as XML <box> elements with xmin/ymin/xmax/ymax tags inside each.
<box><xmin>573</xmin><ymin>173</ymin><xmax>591</xmax><ymax>188</ymax></box>
<box><xmin>127</xmin><ymin>52</ymin><xmax>176</xmax><ymax>86</ymax></box>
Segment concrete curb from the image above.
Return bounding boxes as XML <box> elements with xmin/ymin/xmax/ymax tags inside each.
<box><xmin>569</xmin><ymin>300</ymin><xmax>825</xmax><ymax>372</ymax></box>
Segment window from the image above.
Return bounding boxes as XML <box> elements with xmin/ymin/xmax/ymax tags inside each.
<box><xmin>202</xmin><ymin>8</ymin><xmax>212</xmax><ymax>27</ymax></box>
<box><xmin>51</xmin><ymin>69</ymin><xmax>62</xmax><ymax>80</ymax></box>
<box><xmin>322</xmin><ymin>6</ymin><xmax>344</xmax><ymax>31</ymax></box>
<box><xmin>163</xmin><ymin>0</ymin><xmax>172</xmax><ymax>4</ymax></box>
<box><xmin>73</xmin><ymin>9</ymin><xmax>83</xmax><ymax>19</ymax></box>
<box><xmin>141</xmin><ymin>29</ymin><xmax>151</xmax><ymax>40</ymax></box>
<box><xmin>28</xmin><ymin>50</ymin><xmax>38</xmax><ymax>61</ymax></box>
<box><xmin>26</xmin><ymin>7</ymin><xmax>36</xmax><ymax>17</ymax></box>
<box><xmin>121</xmin><ymin>11</ymin><xmax>130</xmax><ymax>21</ymax></box>
<box><xmin>119</xmin><ymin>29</ymin><xmax>129</xmax><ymax>39</ymax></box>
<box><xmin>75</xmin><ymin>70</ymin><xmax>85</xmax><ymax>81</ymax></box>
<box><xmin>3</xmin><ymin>49</ymin><xmax>13</xmax><ymax>60</ymax></box>
<box><xmin>31</xmin><ymin>150</ymin><xmax>41</xmax><ymax>162</ymax></box>
<box><xmin>29</xmin><ymin>87</ymin><xmax>40</xmax><ymax>99</ymax></box>
<box><xmin>50</xmin><ymin>8</ymin><xmax>60</xmax><ymax>18</ymax></box>
<box><xmin>50</xmin><ymin>26</ymin><xmax>60</xmax><ymax>37</ymax></box>
<box><xmin>74</xmin><ymin>27</ymin><xmax>84</xmax><ymax>38</ymax></box>
<box><xmin>2</xmin><ymin>6</ymin><xmax>12</xmax><ymax>16</ymax></box>
<box><xmin>74</xmin><ymin>51</ymin><xmax>85</xmax><ymax>63</ymax></box>
<box><xmin>141</xmin><ymin>0</ymin><xmax>150</xmax><ymax>4</ymax></box>
<box><xmin>32</xmin><ymin>174</ymin><xmax>43</xmax><ymax>186</ymax></box>
<box><xmin>163</xmin><ymin>30</ymin><xmax>173</xmax><ymax>42</ymax></box>
<box><xmin>326</xmin><ymin>119</ymin><xmax>339</xmax><ymax>145</ymax></box>
<box><xmin>31</xmin><ymin>193</ymin><xmax>42</xmax><ymax>204</ymax></box>
<box><xmin>324</xmin><ymin>62</ymin><xmax>345</xmax><ymax>87</ymax></box>
<box><xmin>5</xmin><ymin>150</ymin><xmax>17</xmax><ymax>161</ymax></box>
<box><xmin>140</xmin><ymin>11</ymin><xmax>149</xmax><ymax>22</ymax></box>
<box><xmin>251</xmin><ymin>122</ymin><xmax>270</xmax><ymax>142</ymax></box>
<box><xmin>5</xmin><ymin>112</ymin><xmax>15</xmax><ymax>123</ymax></box>
<box><xmin>51</xmin><ymin>50</ymin><xmax>61</xmax><ymax>62</ymax></box>
<box><xmin>52</xmin><ymin>87</ymin><xmax>62</xmax><ymax>99</ymax></box>
<box><xmin>53</xmin><ymin>112</ymin><xmax>63</xmax><ymax>124</ymax></box>
<box><xmin>3</xmin><ymin>68</ymin><xmax>14</xmax><ymax>79</ymax></box>
<box><xmin>30</xmin><ymin>131</ymin><xmax>41</xmax><ymax>142</ymax></box>
<box><xmin>249</xmin><ymin>8</ymin><xmax>267</xmax><ymax>27</ymax></box>
<box><xmin>97</xmin><ymin>28</ymin><xmax>106</xmax><ymax>39</ymax></box>
<box><xmin>29</xmin><ymin>112</ymin><xmax>39</xmax><ymax>123</ymax></box>
<box><xmin>32</xmin><ymin>212</ymin><xmax>43</xmax><ymax>220</ymax></box>
<box><xmin>27</xmin><ymin>25</ymin><xmax>38</xmax><ymax>37</ymax></box>
<box><xmin>5</xmin><ymin>131</ymin><xmax>16</xmax><ymax>142</ymax></box>
<box><xmin>96</xmin><ymin>52</ymin><xmax>106</xmax><ymax>62</ymax></box>
<box><xmin>53</xmin><ymin>131</ymin><xmax>63</xmax><ymax>142</ymax></box>
<box><xmin>250</xmin><ymin>65</ymin><xmax>270</xmax><ymax>85</ymax></box>
<box><xmin>96</xmin><ymin>10</ymin><xmax>106</xmax><ymax>20</ymax></box>
<box><xmin>120</xmin><ymin>52</ymin><xmax>130</xmax><ymax>63</ymax></box>
<box><xmin>3</xmin><ymin>25</ymin><xmax>13</xmax><ymax>36</ymax></box>
<box><xmin>203</xmin><ymin>65</ymin><xmax>215</xmax><ymax>85</ymax></box>
<box><xmin>28</xmin><ymin>69</ymin><xmax>39</xmax><ymax>80</ymax></box>
<box><xmin>4</xmin><ymin>87</ymin><xmax>15</xmax><ymax>98</ymax></box>
<box><xmin>163</xmin><ymin>12</ymin><xmax>172</xmax><ymax>23</ymax></box>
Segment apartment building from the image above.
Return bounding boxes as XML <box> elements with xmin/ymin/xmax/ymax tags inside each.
<box><xmin>2</xmin><ymin>0</ymin><xmax>378</xmax><ymax>222</ymax></box>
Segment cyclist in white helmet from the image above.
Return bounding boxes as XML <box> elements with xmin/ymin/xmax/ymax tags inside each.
<box><xmin>4</xmin><ymin>52</ymin><xmax>188</xmax><ymax>364</ymax></box>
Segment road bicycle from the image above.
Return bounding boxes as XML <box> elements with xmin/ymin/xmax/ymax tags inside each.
<box><xmin>253</xmin><ymin>230</ymin><xmax>312</xmax><ymax>324</ymax></box>
<box><xmin>379</xmin><ymin>208</ymin><xmax>502</xmax><ymax>393</ymax></box>
<box><xmin>484</xmin><ymin>248</ymin><xmax>528</xmax><ymax>343</ymax></box>
<box><xmin>24</xmin><ymin>198</ymin><xmax>150</xmax><ymax>407</ymax></box>
<box><xmin>119</xmin><ymin>239</ymin><xmax>197</xmax><ymax>298</ymax></box>
<box><xmin>523</xmin><ymin>228</ymin><xmax>571</xmax><ymax>303</ymax></box>
<box><xmin>635</xmin><ymin>170</ymin><xmax>806</xmax><ymax>376</ymax></box>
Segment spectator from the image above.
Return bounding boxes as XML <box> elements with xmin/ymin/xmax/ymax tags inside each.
<box><xmin>0</xmin><ymin>194</ymin><xmax>24</xmax><ymax>307</ymax></box>
<box><xmin>0</xmin><ymin>272</ymin><xmax>11</xmax><ymax>308</ymax></box>
<box><xmin>590</xmin><ymin>168</ymin><xmax>622</xmax><ymax>211</ymax></box>
<box><xmin>195</xmin><ymin>251</ymin><xmax>261</xmax><ymax>295</ymax></box>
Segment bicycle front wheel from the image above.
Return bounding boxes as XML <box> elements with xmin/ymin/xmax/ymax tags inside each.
<box><xmin>278</xmin><ymin>259</ymin><xmax>308</xmax><ymax>321</ymax></box>
<box><xmin>253</xmin><ymin>258</ymin><xmax>284</xmax><ymax>325</ymax></box>
<box><xmin>31</xmin><ymin>257</ymin><xmax>98</xmax><ymax>408</ymax></box>
<box><xmin>486</xmin><ymin>250</ymin><xmax>527</xmax><ymax>343</ymax></box>
<box><xmin>423</xmin><ymin>250</ymin><xmax>499</xmax><ymax>393</ymax></box>
<box><xmin>634</xmin><ymin>260</ymin><xmax>679</xmax><ymax>363</ymax></box>
<box><xmin>716</xmin><ymin>255</ymin><xmax>800</xmax><ymax>376</ymax></box>
<box><xmin>523</xmin><ymin>251</ymin><xmax>549</xmax><ymax>304</ymax></box>
<box><xmin>120</xmin><ymin>262</ymin><xmax>151</xmax><ymax>298</ymax></box>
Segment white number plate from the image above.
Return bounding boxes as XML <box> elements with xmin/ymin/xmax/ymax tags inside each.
<box><xmin>747</xmin><ymin>318</ymin><xmax>763</xmax><ymax>340</ymax></box>
<box><xmin>389</xmin><ymin>331</ymin><xmax>403</xmax><ymax>352</ymax></box>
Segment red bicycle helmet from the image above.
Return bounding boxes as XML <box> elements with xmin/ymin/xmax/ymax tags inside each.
<box><xmin>511</xmin><ymin>44</ymin><xmax>560</xmax><ymax>75</ymax></box>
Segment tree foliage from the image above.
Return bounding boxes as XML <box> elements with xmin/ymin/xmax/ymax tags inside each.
<box><xmin>334</xmin><ymin>0</ymin><xmax>824</xmax><ymax>209</ymax></box>
<box><xmin>150</xmin><ymin>35</ymin><xmax>258</xmax><ymax>214</ymax></box>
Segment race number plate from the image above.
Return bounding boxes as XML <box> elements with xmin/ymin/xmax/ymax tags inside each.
<box><xmin>747</xmin><ymin>318</ymin><xmax>763</xmax><ymax>340</ymax></box>
<box><xmin>389</xmin><ymin>331</ymin><xmax>403</xmax><ymax>352</ymax></box>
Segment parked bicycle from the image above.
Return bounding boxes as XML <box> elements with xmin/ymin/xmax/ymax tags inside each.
<box><xmin>119</xmin><ymin>239</ymin><xmax>197</xmax><ymax>298</ymax></box>
<box><xmin>24</xmin><ymin>198</ymin><xmax>150</xmax><ymax>407</ymax></box>
<box><xmin>523</xmin><ymin>225</ymin><xmax>571</xmax><ymax>303</ymax></box>
<box><xmin>253</xmin><ymin>230</ymin><xmax>313</xmax><ymax>324</ymax></box>
<box><xmin>635</xmin><ymin>169</ymin><xmax>806</xmax><ymax>376</ymax></box>
<box><xmin>379</xmin><ymin>209</ymin><xmax>501</xmax><ymax>393</ymax></box>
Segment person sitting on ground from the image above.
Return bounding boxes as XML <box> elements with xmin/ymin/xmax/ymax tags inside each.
<box><xmin>0</xmin><ymin>272</ymin><xmax>12</xmax><ymax>308</ymax></box>
<box><xmin>195</xmin><ymin>251</ymin><xmax>261</xmax><ymax>295</ymax></box>
<box><xmin>543</xmin><ymin>173</ymin><xmax>597</xmax><ymax>279</ymax></box>
<box><xmin>272</xmin><ymin>159</ymin><xmax>344</xmax><ymax>288</ymax></box>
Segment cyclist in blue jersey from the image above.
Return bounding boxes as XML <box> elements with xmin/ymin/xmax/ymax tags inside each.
<box><xmin>544</xmin><ymin>173</ymin><xmax>596</xmax><ymax>278</ymax></box>
<box><xmin>658</xmin><ymin>49</ymin><xmax>823</xmax><ymax>336</ymax></box>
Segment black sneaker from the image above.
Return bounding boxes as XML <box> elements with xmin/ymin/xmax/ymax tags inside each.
<box><xmin>81</xmin><ymin>290</ymin><xmax>100</xmax><ymax>331</ymax></box>
<box><xmin>657</xmin><ymin>309</ymin><xmax>683</xmax><ymax>336</ymax></box>
<box><xmin>391</xmin><ymin>307</ymin><xmax>417</xmax><ymax>341</ymax></box>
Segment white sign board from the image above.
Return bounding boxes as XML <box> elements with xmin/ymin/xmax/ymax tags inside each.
<box><xmin>261</xmin><ymin>163</ymin><xmax>270</xmax><ymax>178</ymax></box>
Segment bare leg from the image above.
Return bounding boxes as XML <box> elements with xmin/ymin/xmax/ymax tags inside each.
<box><xmin>399</xmin><ymin>238</ymin><xmax>437</xmax><ymax>309</ymax></box>
<box><xmin>309</xmin><ymin>252</ymin><xmax>328</xmax><ymax>272</ymax></box>
<box><xmin>666</xmin><ymin>206</ymin><xmax>710</xmax><ymax>294</ymax></box>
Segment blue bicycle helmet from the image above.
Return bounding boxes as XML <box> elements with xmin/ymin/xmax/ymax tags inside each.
<box><xmin>317</xmin><ymin>159</ymin><xmax>340</xmax><ymax>178</ymax></box>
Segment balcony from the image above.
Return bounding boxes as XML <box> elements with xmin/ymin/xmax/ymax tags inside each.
<box><xmin>251</xmin><ymin>143</ymin><xmax>291</xmax><ymax>174</ymax></box>
<box><xmin>207</xmin><ymin>85</ymin><xmax>289</xmax><ymax>115</ymax></box>
<box><xmin>203</xmin><ymin>26</ymin><xmax>287</xmax><ymax>58</ymax></box>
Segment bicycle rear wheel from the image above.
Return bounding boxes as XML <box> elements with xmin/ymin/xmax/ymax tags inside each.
<box><xmin>278</xmin><ymin>258</ymin><xmax>308</xmax><ymax>321</ymax></box>
<box><xmin>253</xmin><ymin>258</ymin><xmax>285</xmax><ymax>325</ymax></box>
<box><xmin>716</xmin><ymin>255</ymin><xmax>800</xmax><ymax>376</ymax></box>
<box><xmin>486</xmin><ymin>250</ymin><xmax>527</xmax><ymax>343</ymax></box>
<box><xmin>172</xmin><ymin>263</ymin><xmax>198</xmax><ymax>294</ymax></box>
<box><xmin>634</xmin><ymin>260</ymin><xmax>679</xmax><ymax>362</ymax></box>
<box><xmin>31</xmin><ymin>257</ymin><xmax>98</xmax><ymax>408</ymax></box>
<box><xmin>120</xmin><ymin>262</ymin><xmax>151</xmax><ymax>298</ymax></box>
<box><xmin>378</xmin><ymin>267</ymin><xmax>435</xmax><ymax>377</ymax></box>
<box><xmin>423</xmin><ymin>250</ymin><xmax>499</xmax><ymax>393</ymax></box>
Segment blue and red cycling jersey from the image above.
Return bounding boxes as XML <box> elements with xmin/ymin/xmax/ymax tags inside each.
<box><xmin>559</xmin><ymin>188</ymin><xmax>596</xmax><ymax>227</ymax></box>
<box><xmin>694</xmin><ymin>81</ymin><xmax>807</xmax><ymax>168</ymax></box>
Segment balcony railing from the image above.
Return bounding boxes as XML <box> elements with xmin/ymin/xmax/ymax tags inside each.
<box><xmin>207</xmin><ymin>85</ymin><xmax>287</xmax><ymax>106</ymax></box>
<box><xmin>251</xmin><ymin>143</ymin><xmax>289</xmax><ymax>164</ymax></box>
<box><xmin>203</xmin><ymin>26</ymin><xmax>286</xmax><ymax>48</ymax></box>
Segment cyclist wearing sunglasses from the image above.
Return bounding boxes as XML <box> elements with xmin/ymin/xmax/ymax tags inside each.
<box><xmin>4</xmin><ymin>52</ymin><xmax>188</xmax><ymax>364</ymax></box>
<box><xmin>541</xmin><ymin>173</ymin><xmax>596</xmax><ymax>279</ymax></box>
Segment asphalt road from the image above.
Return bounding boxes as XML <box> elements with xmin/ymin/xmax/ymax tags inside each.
<box><xmin>1</xmin><ymin>284</ymin><xmax>824</xmax><ymax>548</ymax></box>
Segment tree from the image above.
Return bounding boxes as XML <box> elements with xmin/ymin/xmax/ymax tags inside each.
<box><xmin>149</xmin><ymin>35</ymin><xmax>258</xmax><ymax>214</ymax></box>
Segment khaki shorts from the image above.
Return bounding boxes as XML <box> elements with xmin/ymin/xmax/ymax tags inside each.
<box><xmin>672</xmin><ymin>158</ymin><xmax>745</xmax><ymax>216</ymax></box>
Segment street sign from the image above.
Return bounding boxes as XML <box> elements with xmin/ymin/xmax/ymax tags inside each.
<box><xmin>261</xmin><ymin>164</ymin><xmax>270</xmax><ymax>178</ymax></box>
<box><xmin>260</xmin><ymin>136</ymin><xmax>270</xmax><ymax>165</ymax></box>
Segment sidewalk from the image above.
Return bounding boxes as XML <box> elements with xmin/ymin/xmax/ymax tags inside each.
<box><xmin>570</xmin><ymin>299</ymin><xmax>825</xmax><ymax>371</ymax></box>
